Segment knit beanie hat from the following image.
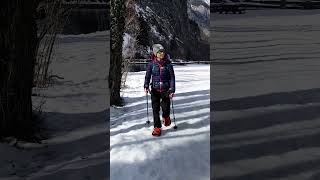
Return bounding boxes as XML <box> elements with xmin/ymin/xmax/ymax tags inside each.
<box><xmin>152</xmin><ymin>44</ymin><xmax>165</xmax><ymax>55</ymax></box>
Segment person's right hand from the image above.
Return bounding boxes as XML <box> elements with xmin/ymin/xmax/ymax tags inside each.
<box><xmin>144</xmin><ymin>88</ymin><xmax>150</xmax><ymax>94</ymax></box>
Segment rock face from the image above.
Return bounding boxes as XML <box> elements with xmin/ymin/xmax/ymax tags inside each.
<box><xmin>187</xmin><ymin>0</ymin><xmax>210</xmax><ymax>39</ymax></box>
<box><xmin>124</xmin><ymin>0</ymin><xmax>209</xmax><ymax>61</ymax></box>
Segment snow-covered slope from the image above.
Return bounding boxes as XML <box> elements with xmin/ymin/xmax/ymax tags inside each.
<box><xmin>110</xmin><ymin>64</ymin><xmax>210</xmax><ymax>180</ymax></box>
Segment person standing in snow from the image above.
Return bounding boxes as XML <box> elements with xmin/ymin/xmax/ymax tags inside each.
<box><xmin>144</xmin><ymin>44</ymin><xmax>175</xmax><ymax>136</ymax></box>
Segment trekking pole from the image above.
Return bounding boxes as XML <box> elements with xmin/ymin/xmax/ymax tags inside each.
<box><xmin>171</xmin><ymin>98</ymin><xmax>178</xmax><ymax>129</ymax></box>
<box><xmin>146</xmin><ymin>91</ymin><xmax>150</xmax><ymax>124</ymax></box>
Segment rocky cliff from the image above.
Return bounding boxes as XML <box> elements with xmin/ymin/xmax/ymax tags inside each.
<box><xmin>123</xmin><ymin>0</ymin><xmax>209</xmax><ymax>61</ymax></box>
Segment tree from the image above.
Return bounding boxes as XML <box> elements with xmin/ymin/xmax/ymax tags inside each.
<box><xmin>0</xmin><ymin>0</ymin><xmax>38</xmax><ymax>139</ymax></box>
<box><xmin>110</xmin><ymin>0</ymin><xmax>125</xmax><ymax>106</ymax></box>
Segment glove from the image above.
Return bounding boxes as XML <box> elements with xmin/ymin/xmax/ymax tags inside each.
<box><xmin>168</xmin><ymin>89</ymin><xmax>174</xmax><ymax>98</ymax></box>
<box><xmin>144</xmin><ymin>88</ymin><xmax>150</xmax><ymax>94</ymax></box>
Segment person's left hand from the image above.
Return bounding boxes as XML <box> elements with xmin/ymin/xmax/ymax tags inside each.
<box><xmin>169</xmin><ymin>93</ymin><xmax>174</xmax><ymax>99</ymax></box>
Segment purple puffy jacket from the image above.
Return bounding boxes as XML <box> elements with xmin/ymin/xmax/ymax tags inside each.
<box><xmin>144</xmin><ymin>54</ymin><xmax>175</xmax><ymax>93</ymax></box>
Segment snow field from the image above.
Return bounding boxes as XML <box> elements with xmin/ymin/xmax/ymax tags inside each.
<box><xmin>111</xmin><ymin>64</ymin><xmax>210</xmax><ymax>180</ymax></box>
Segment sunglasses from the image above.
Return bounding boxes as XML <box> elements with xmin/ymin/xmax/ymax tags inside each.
<box><xmin>157</xmin><ymin>50</ymin><xmax>165</xmax><ymax>54</ymax></box>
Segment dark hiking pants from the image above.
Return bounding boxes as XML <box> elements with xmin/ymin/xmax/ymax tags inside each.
<box><xmin>151</xmin><ymin>89</ymin><xmax>170</xmax><ymax>128</ymax></box>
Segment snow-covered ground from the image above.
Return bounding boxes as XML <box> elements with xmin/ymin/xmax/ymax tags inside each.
<box><xmin>110</xmin><ymin>64</ymin><xmax>210</xmax><ymax>180</ymax></box>
<box><xmin>212</xmin><ymin>10</ymin><xmax>320</xmax><ymax>180</ymax></box>
<box><xmin>0</xmin><ymin>31</ymin><xmax>109</xmax><ymax>180</ymax></box>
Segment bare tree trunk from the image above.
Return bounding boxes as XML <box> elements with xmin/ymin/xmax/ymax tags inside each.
<box><xmin>0</xmin><ymin>0</ymin><xmax>38</xmax><ymax>139</ymax></box>
<box><xmin>110</xmin><ymin>0</ymin><xmax>125</xmax><ymax>106</ymax></box>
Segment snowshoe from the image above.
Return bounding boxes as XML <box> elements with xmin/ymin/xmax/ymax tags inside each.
<box><xmin>152</xmin><ymin>127</ymin><xmax>161</xmax><ymax>136</ymax></box>
<box><xmin>162</xmin><ymin>116</ymin><xmax>171</xmax><ymax>127</ymax></box>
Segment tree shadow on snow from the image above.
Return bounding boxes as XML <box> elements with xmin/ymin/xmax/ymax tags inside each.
<box><xmin>111</xmin><ymin>111</ymin><xmax>209</xmax><ymax>137</ymax></box>
<box><xmin>111</xmin><ymin>90</ymin><xmax>210</xmax><ymax>134</ymax></box>
<box><xmin>122</xmin><ymin>89</ymin><xmax>210</xmax><ymax>104</ymax></box>
<box><xmin>213</xmin><ymin>88</ymin><xmax>320</xmax><ymax>111</ymax></box>
<box><xmin>121</xmin><ymin>92</ymin><xmax>209</xmax><ymax>113</ymax></box>
<box><xmin>210</xmin><ymin>88</ymin><xmax>320</xmax><ymax>180</ymax></box>
<box><xmin>213</xmin><ymin>103</ymin><xmax>320</xmax><ymax>136</ymax></box>
<box><xmin>215</xmin><ymin>157</ymin><xmax>320</xmax><ymax>180</ymax></box>
<box><xmin>4</xmin><ymin>109</ymin><xmax>111</xmax><ymax>179</ymax></box>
